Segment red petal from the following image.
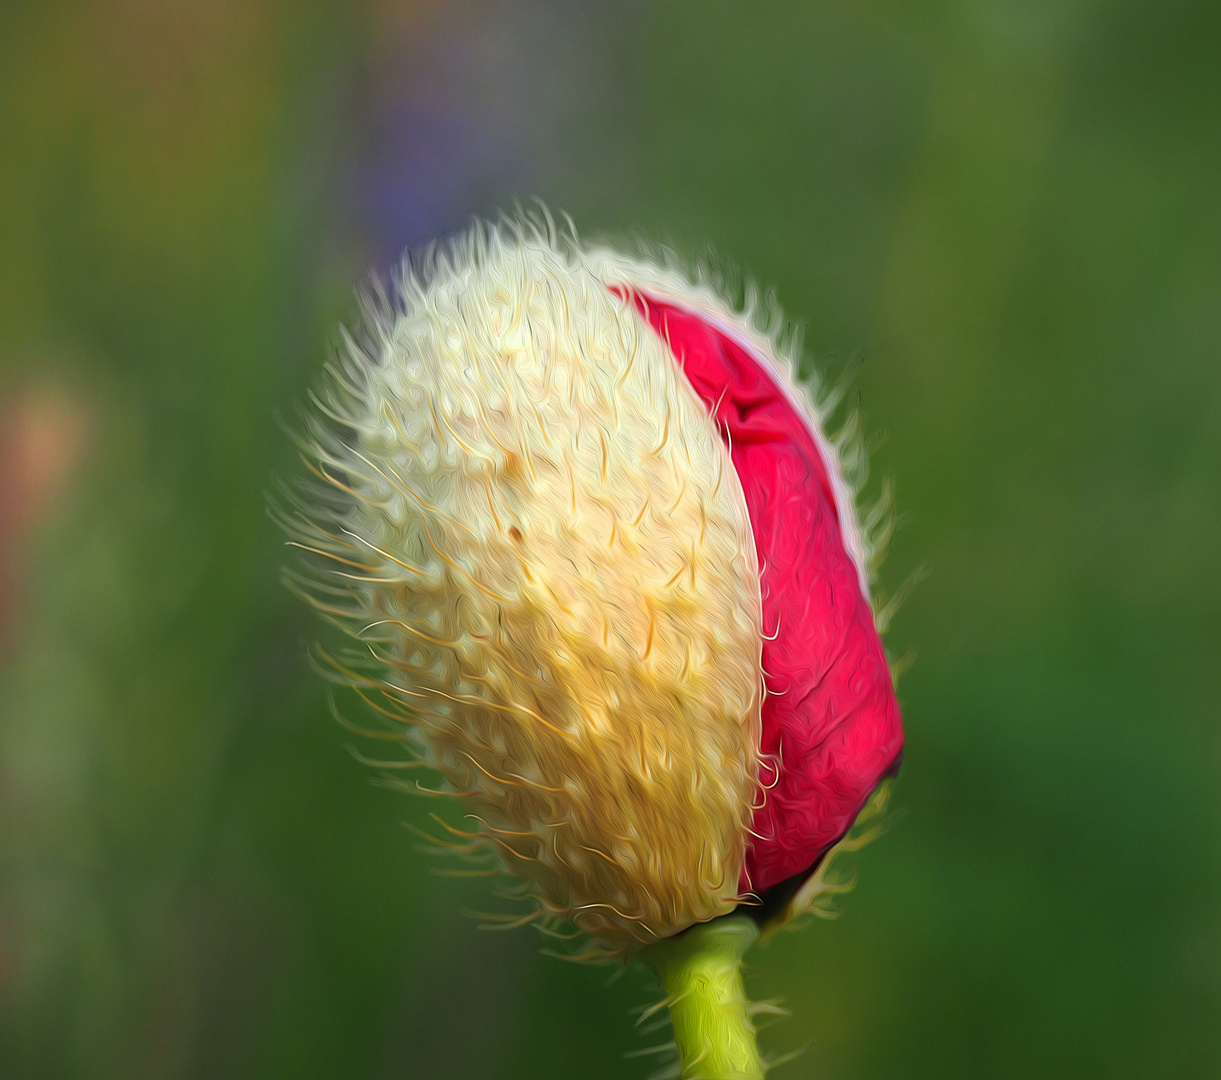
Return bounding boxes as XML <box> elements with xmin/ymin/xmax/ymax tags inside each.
<box><xmin>614</xmin><ymin>287</ymin><xmax>903</xmax><ymax>896</ymax></box>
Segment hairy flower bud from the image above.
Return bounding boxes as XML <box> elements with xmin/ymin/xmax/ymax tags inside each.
<box><xmin>281</xmin><ymin>213</ymin><xmax>902</xmax><ymax>955</ymax></box>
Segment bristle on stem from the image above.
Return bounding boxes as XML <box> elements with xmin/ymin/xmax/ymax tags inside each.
<box><xmin>641</xmin><ymin>916</ymin><xmax>764</xmax><ymax>1080</ymax></box>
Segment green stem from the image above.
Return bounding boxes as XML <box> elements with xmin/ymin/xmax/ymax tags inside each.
<box><xmin>642</xmin><ymin>915</ymin><xmax>764</xmax><ymax>1080</ymax></box>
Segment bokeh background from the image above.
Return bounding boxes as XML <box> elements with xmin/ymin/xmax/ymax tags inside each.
<box><xmin>2</xmin><ymin>2</ymin><xmax>1219</xmax><ymax>1077</ymax></box>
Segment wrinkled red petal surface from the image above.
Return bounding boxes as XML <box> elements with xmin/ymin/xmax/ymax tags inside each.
<box><xmin>614</xmin><ymin>287</ymin><xmax>904</xmax><ymax>896</ymax></box>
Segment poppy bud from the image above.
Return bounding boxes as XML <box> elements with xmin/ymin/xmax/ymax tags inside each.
<box><xmin>282</xmin><ymin>214</ymin><xmax>902</xmax><ymax>958</ymax></box>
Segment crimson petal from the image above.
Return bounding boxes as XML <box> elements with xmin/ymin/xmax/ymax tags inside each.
<box><xmin>615</xmin><ymin>287</ymin><xmax>904</xmax><ymax>902</ymax></box>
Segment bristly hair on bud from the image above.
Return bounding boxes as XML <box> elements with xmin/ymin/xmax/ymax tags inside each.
<box><xmin>275</xmin><ymin>212</ymin><xmax>766</xmax><ymax>955</ymax></box>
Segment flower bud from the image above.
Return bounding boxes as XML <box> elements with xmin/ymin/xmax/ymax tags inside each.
<box><xmin>283</xmin><ymin>215</ymin><xmax>902</xmax><ymax>954</ymax></box>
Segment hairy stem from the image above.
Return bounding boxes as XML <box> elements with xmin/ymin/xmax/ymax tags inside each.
<box><xmin>642</xmin><ymin>915</ymin><xmax>764</xmax><ymax>1080</ymax></box>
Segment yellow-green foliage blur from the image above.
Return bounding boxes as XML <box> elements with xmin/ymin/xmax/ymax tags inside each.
<box><xmin>2</xmin><ymin>2</ymin><xmax>1218</xmax><ymax>1078</ymax></box>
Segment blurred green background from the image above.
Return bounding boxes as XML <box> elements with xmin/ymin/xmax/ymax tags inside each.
<box><xmin>2</xmin><ymin>2</ymin><xmax>1218</xmax><ymax>1077</ymax></box>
